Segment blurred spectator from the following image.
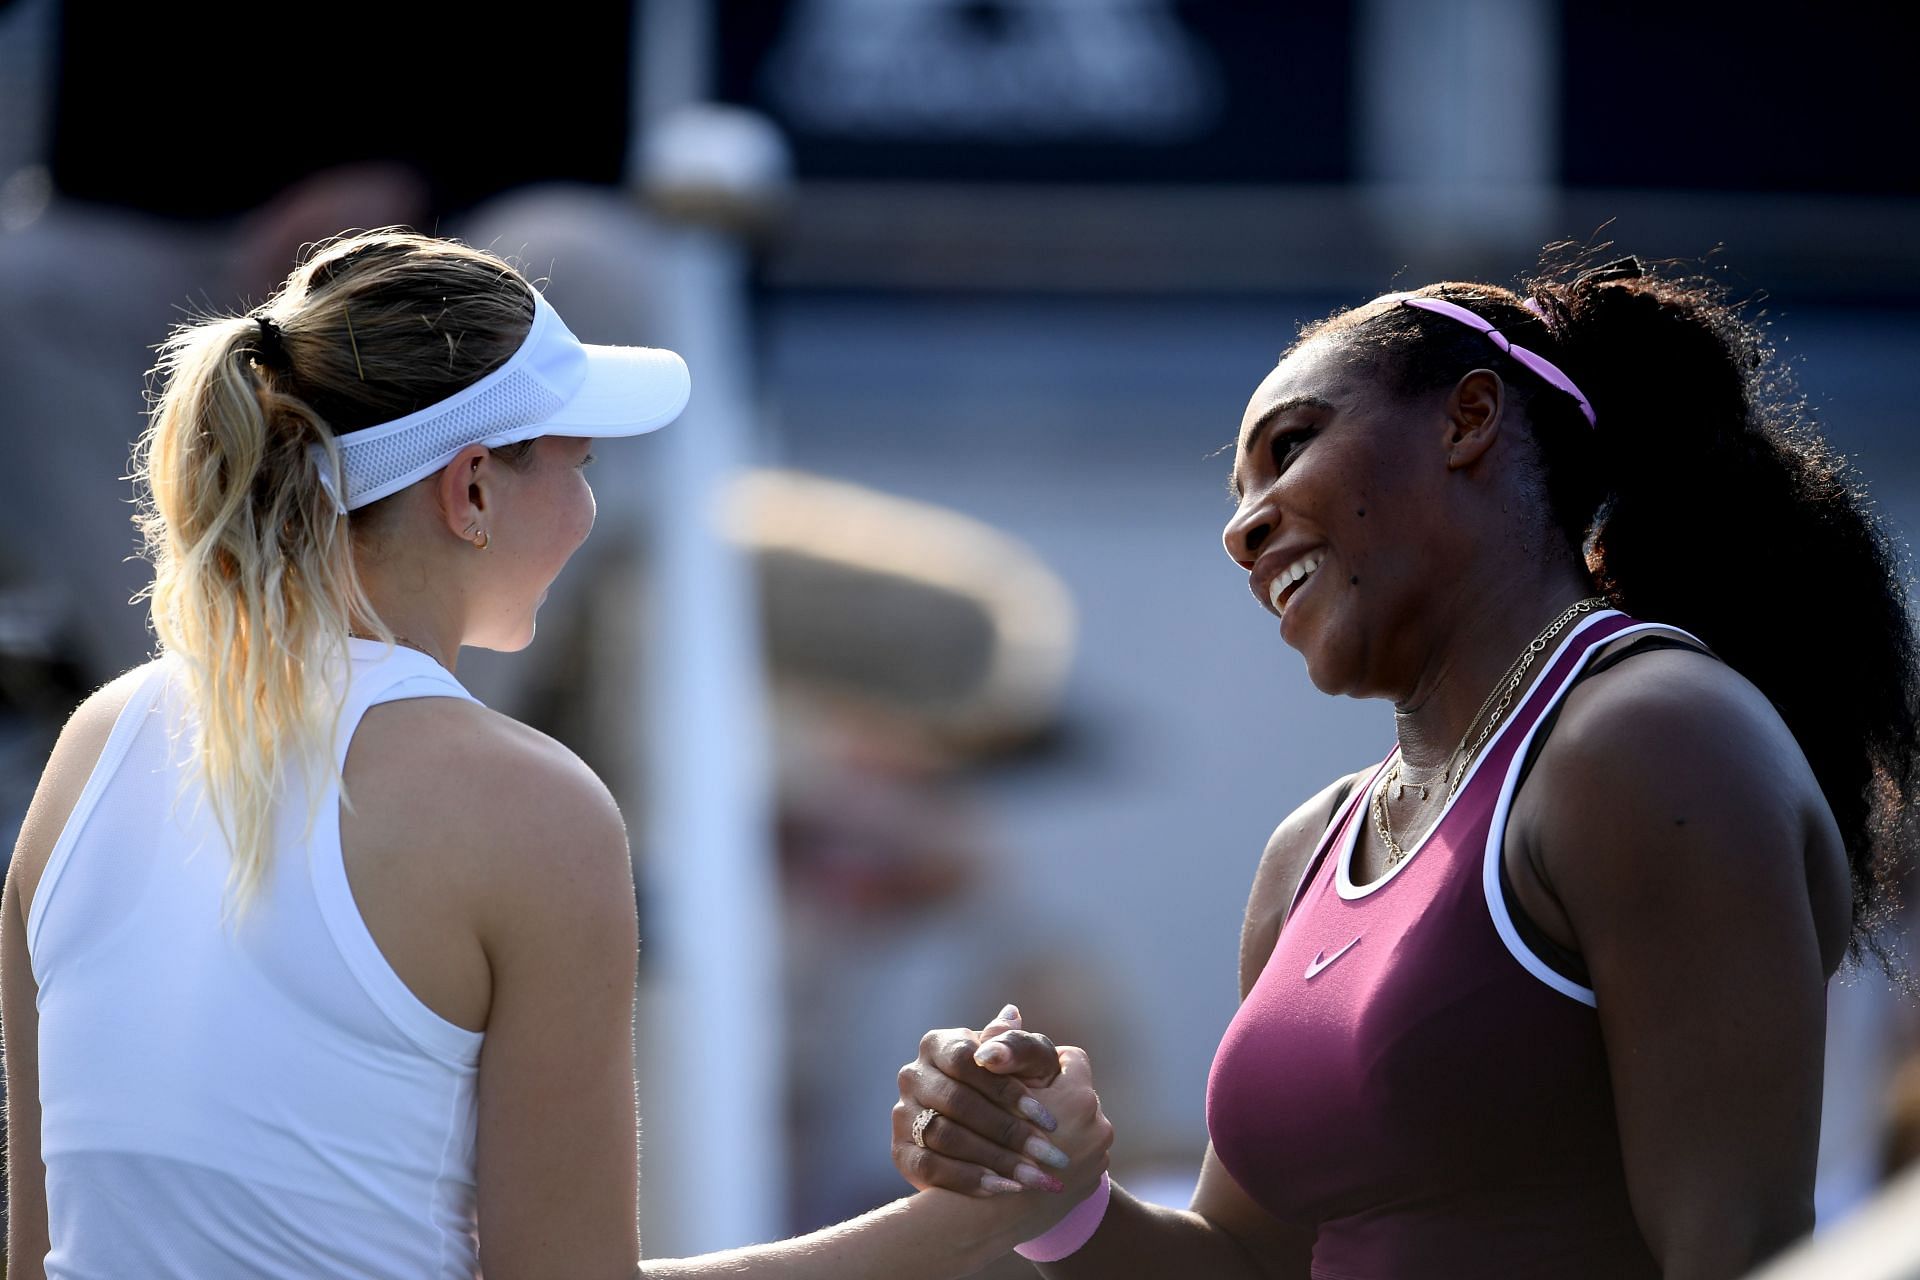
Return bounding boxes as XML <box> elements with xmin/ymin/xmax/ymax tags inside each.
<box><xmin>0</xmin><ymin>0</ymin><xmax>650</xmax><ymax>697</ymax></box>
<box><xmin>720</xmin><ymin>468</ymin><xmax>1092</xmax><ymax>1231</ymax></box>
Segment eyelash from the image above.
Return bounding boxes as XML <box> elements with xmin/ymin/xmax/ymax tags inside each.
<box><xmin>1230</xmin><ymin>425</ymin><xmax>1316</xmax><ymax>504</ymax></box>
<box><xmin>1271</xmin><ymin>428</ymin><xmax>1314</xmax><ymax>471</ymax></box>
<box><xmin>579</xmin><ymin>453</ymin><xmax>597</xmax><ymax>469</ymax></box>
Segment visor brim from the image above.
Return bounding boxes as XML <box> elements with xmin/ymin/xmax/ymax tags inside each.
<box><xmin>542</xmin><ymin>343</ymin><xmax>692</xmax><ymax>436</ymax></box>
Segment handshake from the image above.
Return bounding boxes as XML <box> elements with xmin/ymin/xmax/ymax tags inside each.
<box><xmin>890</xmin><ymin>1004</ymin><xmax>1114</xmax><ymax>1211</ymax></box>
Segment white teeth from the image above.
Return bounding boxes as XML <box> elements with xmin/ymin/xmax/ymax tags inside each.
<box><xmin>1268</xmin><ymin>552</ymin><xmax>1325</xmax><ymax>613</ymax></box>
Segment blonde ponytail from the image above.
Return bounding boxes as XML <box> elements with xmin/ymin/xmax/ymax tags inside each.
<box><xmin>135</xmin><ymin>314</ymin><xmax>373</xmax><ymax>908</ymax></box>
<box><xmin>132</xmin><ymin>229</ymin><xmax>536</xmax><ymax>910</ymax></box>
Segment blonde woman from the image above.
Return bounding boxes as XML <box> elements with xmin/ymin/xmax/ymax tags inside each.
<box><xmin>1</xmin><ymin>230</ymin><xmax>1107</xmax><ymax>1279</ymax></box>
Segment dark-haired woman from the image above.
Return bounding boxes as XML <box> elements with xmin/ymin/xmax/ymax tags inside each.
<box><xmin>1</xmin><ymin>229</ymin><xmax>1110</xmax><ymax>1278</ymax></box>
<box><xmin>890</xmin><ymin>258</ymin><xmax>1919</xmax><ymax>1278</ymax></box>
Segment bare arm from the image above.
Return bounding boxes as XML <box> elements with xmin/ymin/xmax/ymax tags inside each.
<box><xmin>4</xmin><ymin>845</ymin><xmax>50</xmax><ymax>1279</ymax></box>
<box><xmin>468</xmin><ymin>733</ymin><xmax>1110</xmax><ymax>1280</ymax></box>
<box><xmin>1537</xmin><ymin>656</ymin><xmax>1837</xmax><ymax>1277</ymax></box>
<box><xmin>468</xmin><ymin>740</ymin><xmax>646</xmax><ymax>1279</ymax></box>
<box><xmin>3</xmin><ymin>671</ymin><xmax>146</xmax><ymax>1278</ymax></box>
<box><xmin>643</xmin><ymin>1051</ymin><xmax>1110</xmax><ymax>1279</ymax></box>
<box><xmin>893</xmin><ymin>771</ymin><xmax>1368</xmax><ymax>1279</ymax></box>
<box><xmin>638</xmin><ymin>1193</ymin><xmax>1034</xmax><ymax>1280</ymax></box>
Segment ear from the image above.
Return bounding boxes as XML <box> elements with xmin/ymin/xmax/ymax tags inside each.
<box><xmin>1442</xmin><ymin>368</ymin><xmax>1506</xmax><ymax>471</ymax></box>
<box><xmin>434</xmin><ymin>443</ymin><xmax>496</xmax><ymax>545</ymax></box>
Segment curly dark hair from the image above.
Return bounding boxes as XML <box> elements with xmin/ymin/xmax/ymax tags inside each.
<box><xmin>1301</xmin><ymin>251</ymin><xmax>1920</xmax><ymax>969</ymax></box>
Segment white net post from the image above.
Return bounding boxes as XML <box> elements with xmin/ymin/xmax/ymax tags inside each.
<box><xmin>628</xmin><ymin>0</ymin><xmax>791</xmax><ymax>1256</ymax></box>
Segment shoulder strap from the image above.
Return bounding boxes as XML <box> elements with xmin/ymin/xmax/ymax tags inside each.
<box><xmin>312</xmin><ymin>650</ymin><xmax>486</xmax><ymax>1066</ymax></box>
<box><xmin>1502</xmin><ymin>631</ymin><xmax>1717</xmax><ymax>987</ymax></box>
<box><xmin>1577</xmin><ymin>633</ymin><xmax>1713</xmax><ymax>680</ymax></box>
<box><xmin>1324</xmin><ymin>773</ymin><xmax>1361</xmax><ymax>833</ymax></box>
<box><xmin>332</xmin><ymin>650</ymin><xmax>477</xmax><ymax>770</ymax></box>
<box><xmin>1513</xmin><ymin>634</ymin><xmax>1713</xmax><ymax>790</ymax></box>
<box><xmin>1280</xmin><ymin>769</ymin><xmax>1372</xmax><ymax>927</ymax></box>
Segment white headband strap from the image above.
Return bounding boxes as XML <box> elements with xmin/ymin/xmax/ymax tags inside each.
<box><xmin>308</xmin><ymin>292</ymin><xmax>688</xmax><ymax>513</ymax></box>
<box><xmin>309</xmin><ymin>294</ymin><xmax>577</xmax><ymax>513</ymax></box>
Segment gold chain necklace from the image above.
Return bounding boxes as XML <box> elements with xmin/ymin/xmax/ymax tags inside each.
<box><xmin>1373</xmin><ymin>596</ymin><xmax>1607</xmax><ymax>867</ymax></box>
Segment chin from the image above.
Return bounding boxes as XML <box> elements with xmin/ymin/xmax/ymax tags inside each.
<box><xmin>473</xmin><ymin>622</ymin><xmax>538</xmax><ymax>654</ymax></box>
<box><xmin>1290</xmin><ymin>621</ymin><xmax>1359</xmax><ymax>699</ymax></box>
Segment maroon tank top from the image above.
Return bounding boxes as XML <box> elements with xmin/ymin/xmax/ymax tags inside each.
<box><xmin>1207</xmin><ymin>610</ymin><xmax>1693</xmax><ymax>1279</ymax></box>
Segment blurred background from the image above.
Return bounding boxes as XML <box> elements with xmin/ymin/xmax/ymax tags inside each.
<box><xmin>2</xmin><ymin>0</ymin><xmax>1917</xmax><ymax>1271</ymax></box>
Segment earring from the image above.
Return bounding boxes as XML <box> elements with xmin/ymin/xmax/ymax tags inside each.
<box><xmin>472</xmin><ymin>529</ymin><xmax>490</xmax><ymax>551</ymax></box>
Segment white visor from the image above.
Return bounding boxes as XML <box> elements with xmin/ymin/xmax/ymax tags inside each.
<box><xmin>312</xmin><ymin>291</ymin><xmax>691</xmax><ymax>512</ymax></box>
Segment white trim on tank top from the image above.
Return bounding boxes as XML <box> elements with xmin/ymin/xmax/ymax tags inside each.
<box><xmin>314</xmin><ymin>639</ymin><xmax>486</xmax><ymax>1066</ymax></box>
<box><xmin>1479</xmin><ymin>617</ymin><xmax>1710</xmax><ymax>1006</ymax></box>
<box><xmin>32</xmin><ymin>640</ymin><xmax>488</xmax><ymax>1061</ymax></box>
<box><xmin>1335</xmin><ymin>609</ymin><xmax>1628</xmax><ymax>902</ymax></box>
<box><xmin>1282</xmin><ymin>762</ymin><xmax>1389</xmax><ymax>924</ymax></box>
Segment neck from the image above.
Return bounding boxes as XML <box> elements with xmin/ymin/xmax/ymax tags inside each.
<box><xmin>354</xmin><ymin>560</ymin><xmax>467</xmax><ymax>675</ymax></box>
<box><xmin>350</xmin><ymin>627</ymin><xmax>457</xmax><ymax>671</ymax></box>
<box><xmin>1390</xmin><ymin>560</ymin><xmax>1597</xmax><ymax>777</ymax></box>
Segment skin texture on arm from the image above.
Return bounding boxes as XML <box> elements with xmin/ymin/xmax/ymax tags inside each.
<box><xmin>462</xmin><ymin>723</ymin><xmax>647</xmax><ymax>1279</ymax></box>
<box><xmin>893</xmin><ymin>770</ymin><xmax>1369</xmax><ymax>1279</ymax></box>
<box><xmin>1524</xmin><ymin>649</ymin><xmax>1848</xmax><ymax>1278</ymax></box>
<box><xmin>3</xmin><ymin>668</ymin><xmax>149</xmax><ymax>1279</ymax></box>
<box><xmin>641</xmin><ymin>1051</ymin><xmax>1110</xmax><ymax>1280</ymax></box>
<box><xmin>2</xmin><ymin>862</ymin><xmax>49</xmax><ymax>1279</ymax></box>
<box><xmin>452</xmin><ymin>711</ymin><xmax>1114</xmax><ymax>1280</ymax></box>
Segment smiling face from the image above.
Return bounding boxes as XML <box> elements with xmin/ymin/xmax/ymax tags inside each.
<box><xmin>1223</xmin><ymin>335</ymin><xmax>1485</xmax><ymax>698</ymax></box>
<box><xmin>466</xmin><ymin>434</ymin><xmax>599</xmax><ymax>651</ymax></box>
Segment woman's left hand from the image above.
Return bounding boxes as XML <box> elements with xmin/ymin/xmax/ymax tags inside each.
<box><xmin>892</xmin><ymin>1005</ymin><xmax>1109</xmax><ymax>1200</ymax></box>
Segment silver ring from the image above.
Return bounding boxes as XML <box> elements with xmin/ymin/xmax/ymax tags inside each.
<box><xmin>911</xmin><ymin>1107</ymin><xmax>938</xmax><ymax>1148</ymax></box>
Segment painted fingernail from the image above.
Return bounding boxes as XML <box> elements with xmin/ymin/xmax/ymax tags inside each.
<box><xmin>1014</xmin><ymin>1162</ymin><xmax>1065</xmax><ymax>1193</ymax></box>
<box><xmin>975</xmin><ymin>1042</ymin><xmax>1010</xmax><ymax>1067</ymax></box>
<box><xmin>1019</xmin><ymin>1096</ymin><xmax>1058</xmax><ymax>1131</ymax></box>
<box><xmin>1025</xmin><ymin>1136</ymin><xmax>1070</xmax><ymax>1169</ymax></box>
<box><xmin>981</xmin><ymin>1173</ymin><xmax>1024</xmax><ymax>1195</ymax></box>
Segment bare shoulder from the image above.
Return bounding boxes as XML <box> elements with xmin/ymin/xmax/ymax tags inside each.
<box><xmin>1530</xmin><ymin>628</ymin><xmax>1850</xmax><ymax>968</ymax></box>
<box><xmin>350</xmin><ymin>698</ymin><xmax>628</xmax><ymax>871</ymax></box>
<box><xmin>345</xmin><ymin>698</ymin><xmax>632</xmax><ymax>932</ymax></box>
<box><xmin>1544</xmin><ymin>630</ymin><xmax>1813</xmax><ymax>820</ymax></box>
<box><xmin>354</xmin><ymin>698</ymin><xmax>620</xmax><ymax>822</ymax></box>
<box><xmin>1239</xmin><ymin>767</ymin><xmax>1373</xmax><ymax>998</ymax></box>
<box><xmin>9</xmin><ymin>662</ymin><xmax>165</xmax><ymax>913</ymax></box>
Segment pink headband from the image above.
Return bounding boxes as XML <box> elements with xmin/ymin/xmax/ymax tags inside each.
<box><xmin>1376</xmin><ymin>292</ymin><xmax>1596</xmax><ymax>428</ymax></box>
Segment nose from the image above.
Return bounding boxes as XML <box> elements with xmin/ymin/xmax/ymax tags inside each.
<box><xmin>1223</xmin><ymin>500</ymin><xmax>1276</xmax><ymax>570</ymax></box>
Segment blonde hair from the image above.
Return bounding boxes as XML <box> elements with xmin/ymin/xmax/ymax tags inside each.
<box><xmin>133</xmin><ymin>230</ymin><xmax>537</xmax><ymax>908</ymax></box>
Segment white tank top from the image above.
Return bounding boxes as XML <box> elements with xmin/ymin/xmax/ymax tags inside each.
<box><xmin>28</xmin><ymin>640</ymin><xmax>486</xmax><ymax>1279</ymax></box>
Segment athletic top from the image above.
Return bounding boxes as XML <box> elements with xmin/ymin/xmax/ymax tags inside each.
<box><xmin>1206</xmin><ymin>610</ymin><xmax>1711</xmax><ymax>1279</ymax></box>
<box><xmin>28</xmin><ymin>640</ymin><xmax>485</xmax><ymax>1279</ymax></box>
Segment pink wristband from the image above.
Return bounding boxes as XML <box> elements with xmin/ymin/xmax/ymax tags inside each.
<box><xmin>1014</xmin><ymin>1171</ymin><xmax>1111</xmax><ymax>1262</ymax></box>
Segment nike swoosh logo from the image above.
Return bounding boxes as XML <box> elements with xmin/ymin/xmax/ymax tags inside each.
<box><xmin>1304</xmin><ymin>936</ymin><xmax>1361</xmax><ymax>979</ymax></box>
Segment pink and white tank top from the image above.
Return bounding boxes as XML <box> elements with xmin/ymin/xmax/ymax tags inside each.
<box><xmin>1207</xmin><ymin>610</ymin><xmax>1709</xmax><ymax>1279</ymax></box>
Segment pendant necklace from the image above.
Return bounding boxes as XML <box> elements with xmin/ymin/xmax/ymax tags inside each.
<box><xmin>1373</xmin><ymin>596</ymin><xmax>1606</xmax><ymax>867</ymax></box>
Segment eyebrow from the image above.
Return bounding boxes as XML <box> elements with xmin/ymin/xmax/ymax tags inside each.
<box><xmin>1228</xmin><ymin>395</ymin><xmax>1336</xmax><ymax>501</ymax></box>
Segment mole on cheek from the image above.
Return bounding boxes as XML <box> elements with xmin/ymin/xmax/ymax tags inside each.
<box><xmin>1350</xmin><ymin>576</ymin><xmax>1359</xmax><ymax>585</ymax></box>
<box><xmin>1356</xmin><ymin>509</ymin><xmax>1366</xmax><ymax>517</ymax></box>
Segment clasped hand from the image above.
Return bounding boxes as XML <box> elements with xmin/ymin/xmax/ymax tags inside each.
<box><xmin>893</xmin><ymin>1005</ymin><xmax>1113</xmax><ymax>1207</ymax></box>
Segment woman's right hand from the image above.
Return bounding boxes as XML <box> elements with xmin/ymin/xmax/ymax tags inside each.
<box><xmin>892</xmin><ymin>1005</ymin><xmax>1111</xmax><ymax>1200</ymax></box>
